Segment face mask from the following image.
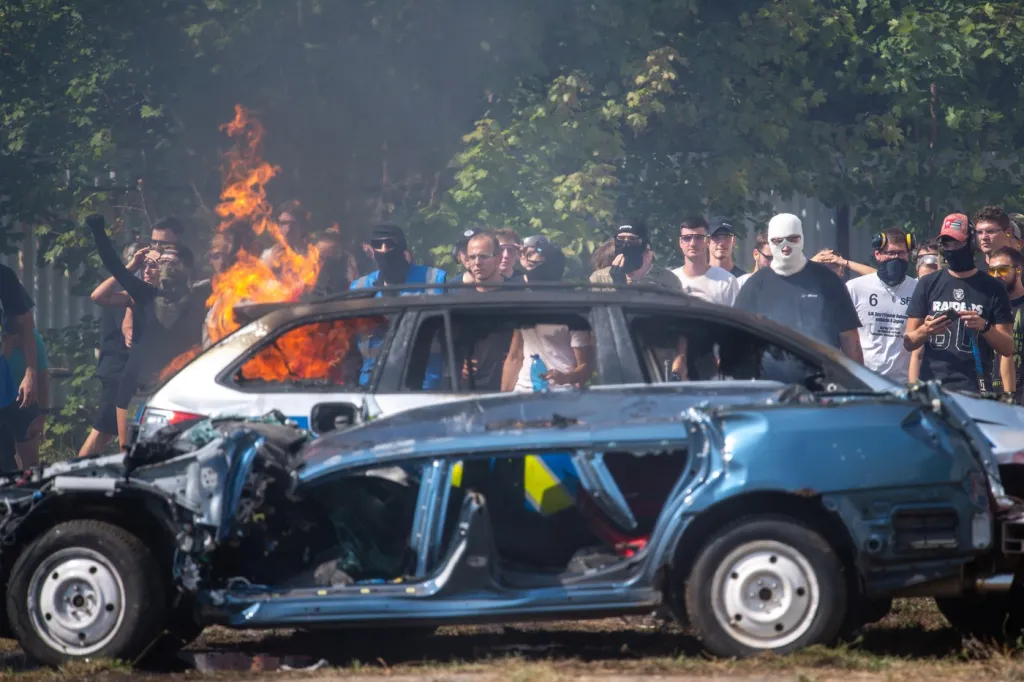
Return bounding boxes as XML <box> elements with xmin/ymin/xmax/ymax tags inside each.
<box><xmin>614</xmin><ymin>239</ymin><xmax>645</xmax><ymax>273</ymax></box>
<box><xmin>942</xmin><ymin>245</ymin><xmax>975</xmax><ymax>273</ymax></box>
<box><xmin>767</xmin><ymin>213</ymin><xmax>807</xmax><ymax>276</ymax></box>
<box><xmin>526</xmin><ymin>259</ymin><xmax>562</xmax><ymax>283</ymax></box>
<box><xmin>876</xmin><ymin>258</ymin><xmax>909</xmax><ymax>286</ymax></box>
<box><xmin>374</xmin><ymin>249</ymin><xmax>409</xmax><ymax>283</ymax></box>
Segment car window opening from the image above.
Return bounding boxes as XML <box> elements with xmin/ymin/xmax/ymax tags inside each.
<box><xmin>435</xmin><ymin>449</ymin><xmax>687</xmax><ymax>584</ymax></box>
<box><xmin>234</xmin><ymin>315</ymin><xmax>390</xmax><ymax>389</ymax></box>
<box><xmin>629</xmin><ymin>314</ymin><xmax>833</xmax><ymax>390</ymax></box>
<box><xmin>404</xmin><ymin>311</ymin><xmax>596</xmax><ymax>393</ymax></box>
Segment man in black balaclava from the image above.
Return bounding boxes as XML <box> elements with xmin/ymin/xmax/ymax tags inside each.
<box><xmin>349</xmin><ymin>223</ymin><xmax>446</xmax><ymax>295</ymax></box>
<box><xmin>588</xmin><ymin>223</ymin><xmax>681</xmax><ymax>291</ymax></box>
<box><xmin>905</xmin><ymin>212</ymin><xmax>1013</xmax><ymax>393</ymax></box>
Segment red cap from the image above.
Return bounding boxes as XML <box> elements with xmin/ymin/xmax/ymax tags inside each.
<box><xmin>940</xmin><ymin>213</ymin><xmax>970</xmax><ymax>242</ymax></box>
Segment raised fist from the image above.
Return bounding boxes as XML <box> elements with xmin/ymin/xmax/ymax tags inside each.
<box><xmin>85</xmin><ymin>214</ymin><xmax>105</xmax><ymax>231</ymax></box>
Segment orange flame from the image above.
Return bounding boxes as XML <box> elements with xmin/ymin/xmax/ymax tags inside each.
<box><xmin>205</xmin><ymin>105</ymin><xmax>321</xmax><ymax>345</ymax></box>
<box><xmin>160</xmin><ymin>105</ymin><xmax>328</xmax><ymax>385</ymax></box>
<box><xmin>158</xmin><ymin>346</ymin><xmax>201</xmax><ymax>383</ymax></box>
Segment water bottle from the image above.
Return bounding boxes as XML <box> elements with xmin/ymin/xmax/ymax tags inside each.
<box><xmin>530</xmin><ymin>354</ymin><xmax>549</xmax><ymax>392</ymax></box>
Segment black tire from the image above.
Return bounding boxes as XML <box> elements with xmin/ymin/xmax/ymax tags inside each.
<box><xmin>935</xmin><ymin>596</ymin><xmax>1020</xmax><ymax>640</ymax></box>
<box><xmin>684</xmin><ymin>517</ymin><xmax>847</xmax><ymax>658</ymax></box>
<box><xmin>6</xmin><ymin>520</ymin><xmax>167</xmax><ymax>667</ymax></box>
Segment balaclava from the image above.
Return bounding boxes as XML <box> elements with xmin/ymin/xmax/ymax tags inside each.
<box><xmin>526</xmin><ymin>246</ymin><xmax>566</xmax><ymax>283</ymax></box>
<box><xmin>612</xmin><ymin>223</ymin><xmax>648</xmax><ymax>275</ymax></box>
<box><xmin>767</xmin><ymin>213</ymin><xmax>807</xmax><ymax>276</ymax></box>
<box><xmin>372</xmin><ymin>223</ymin><xmax>410</xmax><ymax>283</ymax></box>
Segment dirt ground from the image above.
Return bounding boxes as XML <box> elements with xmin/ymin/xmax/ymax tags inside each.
<box><xmin>5</xmin><ymin>599</ymin><xmax>1024</xmax><ymax>681</ymax></box>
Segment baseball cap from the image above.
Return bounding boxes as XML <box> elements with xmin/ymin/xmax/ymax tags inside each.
<box><xmin>939</xmin><ymin>213</ymin><xmax>970</xmax><ymax>242</ymax></box>
<box><xmin>371</xmin><ymin>223</ymin><xmax>407</xmax><ymax>248</ymax></box>
<box><xmin>710</xmin><ymin>222</ymin><xmax>737</xmax><ymax>238</ymax></box>
<box><xmin>615</xmin><ymin>223</ymin><xmax>649</xmax><ymax>244</ymax></box>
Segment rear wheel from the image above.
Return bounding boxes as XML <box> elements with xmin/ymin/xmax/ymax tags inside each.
<box><xmin>6</xmin><ymin>520</ymin><xmax>166</xmax><ymax>667</ymax></box>
<box><xmin>684</xmin><ymin>517</ymin><xmax>847</xmax><ymax>658</ymax></box>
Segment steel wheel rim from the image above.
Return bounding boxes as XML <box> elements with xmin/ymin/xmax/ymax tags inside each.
<box><xmin>26</xmin><ymin>547</ymin><xmax>126</xmax><ymax>655</ymax></box>
<box><xmin>710</xmin><ymin>539</ymin><xmax>821</xmax><ymax>650</ymax></box>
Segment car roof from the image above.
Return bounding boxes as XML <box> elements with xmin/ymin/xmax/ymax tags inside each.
<box><xmin>298</xmin><ymin>381</ymin><xmax>788</xmax><ymax>480</ymax></box>
<box><xmin>233</xmin><ymin>282</ymin><xmax>702</xmax><ymax>324</ymax></box>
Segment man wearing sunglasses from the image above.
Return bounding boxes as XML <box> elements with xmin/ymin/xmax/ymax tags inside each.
<box><xmin>589</xmin><ymin>223</ymin><xmax>681</xmax><ymax>290</ymax></box>
<box><xmin>351</xmin><ymin>223</ymin><xmax>447</xmax><ymax>387</ymax></box>
<box><xmin>904</xmin><ymin>213</ymin><xmax>1013</xmax><ymax>393</ymax></box>
<box><xmin>845</xmin><ymin>228</ymin><xmax>918</xmax><ymax>382</ymax></box>
<box><xmin>915</xmin><ymin>240</ymin><xmax>942</xmax><ymax>279</ymax></box>
<box><xmin>986</xmin><ymin>247</ymin><xmax>1024</xmax><ymax>401</ymax></box>
<box><xmin>735</xmin><ymin>213</ymin><xmax>863</xmax><ymax>370</ymax></box>
<box><xmin>672</xmin><ymin>217</ymin><xmax>739</xmax><ymax>305</ymax></box>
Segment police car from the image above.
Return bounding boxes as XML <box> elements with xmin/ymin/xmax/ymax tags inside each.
<box><xmin>132</xmin><ymin>282</ymin><xmax>998</xmax><ymax>446</ymax></box>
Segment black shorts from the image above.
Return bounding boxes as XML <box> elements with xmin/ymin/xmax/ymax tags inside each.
<box><xmin>92</xmin><ymin>378</ymin><xmax>120</xmax><ymax>435</ymax></box>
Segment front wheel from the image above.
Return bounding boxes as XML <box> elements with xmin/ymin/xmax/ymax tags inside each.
<box><xmin>6</xmin><ymin>520</ymin><xmax>166</xmax><ymax>667</ymax></box>
<box><xmin>684</xmin><ymin>517</ymin><xmax>847</xmax><ymax>658</ymax></box>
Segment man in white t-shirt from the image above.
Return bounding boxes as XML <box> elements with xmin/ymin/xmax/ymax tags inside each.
<box><xmin>500</xmin><ymin>238</ymin><xmax>593</xmax><ymax>391</ymax></box>
<box><xmin>672</xmin><ymin>216</ymin><xmax>739</xmax><ymax>305</ymax></box>
<box><xmin>845</xmin><ymin>228</ymin><xmax>917</xmax><ymax>382</ymax></box>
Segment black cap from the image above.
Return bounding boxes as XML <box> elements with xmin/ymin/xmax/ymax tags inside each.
<box><xmin>615</xmin><ymin>222</ymin><xmax>649</xmax><ymax>244</ymax></box>
<box><xmin>710</xmin><ymin>222</ymin><xmax>736</xmax><ymax>238</ymax></box>
<box><xmin>371</xmin><ymin>223</ymin><xmax>407</xmax><ymax>248</ymax></box>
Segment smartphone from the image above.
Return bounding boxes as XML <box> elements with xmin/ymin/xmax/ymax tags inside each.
<box><xmin>937</xmin><ymin>308</ymin><xmax>959</xmax><ymax>324</ymax></box>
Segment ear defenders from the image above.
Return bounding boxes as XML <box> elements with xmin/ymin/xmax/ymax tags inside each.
<box><xmin>872</xmin><ymin>231</ymin><xmax>917</xmax><ymax>252</ymax></box>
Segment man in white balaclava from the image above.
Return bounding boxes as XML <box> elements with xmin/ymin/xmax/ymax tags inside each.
<box><xmin>734</xmin><ymin>213</ymin><xmax>863</xmax><ymax>380</ymax></box>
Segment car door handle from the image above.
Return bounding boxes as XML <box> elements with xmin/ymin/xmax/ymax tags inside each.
<box><xmin>311</xmin><ymin>402</ymin><xmax>360</xmax><ymax>435</ymax></box>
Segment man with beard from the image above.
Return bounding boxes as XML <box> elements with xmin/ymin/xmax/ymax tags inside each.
<box><xmin>845</xmin><ymin>228</ymin><xmax>918</xmax><ymax>382</ymax></box>
<box><xmin>735</xmin><ymin>213</ymin><xmax>863</xmax><ymax>380</ymax></box>
<box><xmin>904</xmin><ymin>213</ymin><xmax>1013</xmax><ymax>393</ymax></box>
<box><xmin>589</xmin><ymin>223</ymin><xmax>682</xmax><ymax>291</ymax></box>
<box><xmin>986</xmin><ymin>246</ymin><xmax>1024</xmax><ymax>401</ymax></box>
<box><xmin>350</xmin><ymin>223</ymin><xmax>446</xmax><ymax>388</ymax></box>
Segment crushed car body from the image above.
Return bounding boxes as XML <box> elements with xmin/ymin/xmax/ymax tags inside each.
<box><xmin>0</xmin><ymin>380</ymin><xmax>1019</xmax><ymax>665</ymax></box>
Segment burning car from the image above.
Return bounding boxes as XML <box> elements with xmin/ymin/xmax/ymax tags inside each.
<box><xmin>0</xmin><ymin>380</ymin><xmax>1016</xmax><ymax>665</ymax></box>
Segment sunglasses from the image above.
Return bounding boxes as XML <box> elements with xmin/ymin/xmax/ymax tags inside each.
<box><xmin>499</xmin><ymin>244</ymin><xmax>521</xmax><ymax>255</ymax></box>
<box><xmin>615</xmin><ymin>235</ymin><xmax>643</xmax><ymax>246</ymax></box>
<box><xmin>757</xmin><ymin>250</ymin><xmax>773</xmax><ymax>261</ymax></box>
<box><xmin>370</xmin><ymin>238</ymin><xmax>400</xmax><ymax>250</ymax></box>
<box><xmin>989</xmin><ymin>264</ymin><xmax>1017</xmax><ymax>277</ymax></box>
<box><xmin>769</xmin><ymin>236</ymin><xmax>802</xmax><ymax>246</ymax></box>
<box><xmin>680</xmin><ymin>234</ymin><xmax>708</xmax><ymax>243</ymax></box>
<box><xmin>938</xmin><ymin>236</ymin><xmax>964</xmax><ymax>248</ymax></box>
<box><xmin>918</xmin><ymin>255</ymin><xmax>940</xmax><ymax>267</ymax></box>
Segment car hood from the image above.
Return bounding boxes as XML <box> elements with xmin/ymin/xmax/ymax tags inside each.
<box><xmin>944</xmin><ymin>391</ymin><xmax>1024</xmax><ymax>464</ymax></box>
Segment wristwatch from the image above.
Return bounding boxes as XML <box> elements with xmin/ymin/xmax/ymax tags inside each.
<box><xmin>982</xmin><ymin>320</ymin><xmax>992</xmax><ymax>334</ymax></box>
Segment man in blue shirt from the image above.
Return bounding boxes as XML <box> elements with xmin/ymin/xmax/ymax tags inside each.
<box><xmin>0</xmin><ymin>263</ymin><xmax>38</xmax><ymax>468</ymax></box>
<box><xmin>350</xmin><ymin>224</ymin><xmax>446</xmax><ymax>387</ymax></box>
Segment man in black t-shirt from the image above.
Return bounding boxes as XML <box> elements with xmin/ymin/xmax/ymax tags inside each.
<box><xmin>983</xmin><ymin>246</ymin><xmax>1024</xmax><ymax>401</ymax></box>
<box><xmin>905</xmin><ymin>213</ymin><xmax>1013</xmax><ymax>393</ymax></box>
<box><xmin>455</xmin><ymin>232</ymin><xmax>511</xmax><ymax>391</ymax></box>
<box><xmin>735</xmin><ymin>213</ymin><xmax>862</xmax><ymax>383</ymax></box>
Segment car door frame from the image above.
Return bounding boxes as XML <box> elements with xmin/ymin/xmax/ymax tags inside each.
<box><xmin>375</xmin><ymin>302</ymin><xmax>626</xmax><ymax>395</ymax></box>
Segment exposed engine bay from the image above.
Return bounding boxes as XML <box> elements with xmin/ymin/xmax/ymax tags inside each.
<box><xmin>0</xmin><ymin>413</ymin><xmax>418</xmax><ymax>596</ymax></box>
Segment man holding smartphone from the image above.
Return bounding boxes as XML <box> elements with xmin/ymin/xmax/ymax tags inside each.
<box><xmin>904</xmin><ymin>213</ymin><xmax>1013</xmax><ymax>392</ymax></box>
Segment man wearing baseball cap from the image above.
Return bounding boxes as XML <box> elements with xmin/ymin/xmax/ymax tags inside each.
<box><xmin>708</xmin><ymin>222</ymin><xmax>747</xmax><ymax>277</ymax></box>
<box><xmin>904</xmin><ymin>213</ymin><xmax>1013</xmax><ymax>393</ymax></box>
<box><xmin>589</xmin><ymin>223</ymin><xmax>681</xmax><ymax>291</ymax></box>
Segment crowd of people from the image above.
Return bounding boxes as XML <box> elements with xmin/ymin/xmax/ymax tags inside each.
<box><xmin>1</xmin><ymin>200</ymin><xmax>1022</xmax><ymax>466</ymax></box>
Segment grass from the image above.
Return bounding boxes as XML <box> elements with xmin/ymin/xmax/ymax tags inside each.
<box><xmin>6</xmin><ymin>599</ymin><xmax>1024</xmax><ymax>680</ymax></box>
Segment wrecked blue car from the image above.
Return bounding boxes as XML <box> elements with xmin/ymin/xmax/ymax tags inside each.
<box><xmin>0</xmin><ymin>380</ymin><xmax>1015</xmax><ymax>665</ymax></box>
